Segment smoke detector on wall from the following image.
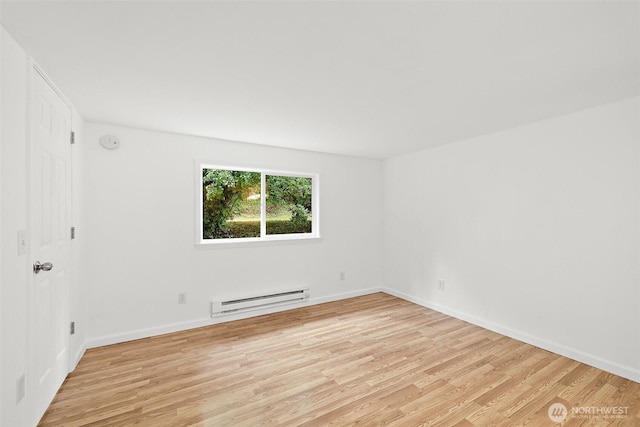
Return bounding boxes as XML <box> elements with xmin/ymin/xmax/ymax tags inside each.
<box><xmin>99</xmin><ymin>135</ymin><xmax>120</xmax><ymax>149</ymax></box>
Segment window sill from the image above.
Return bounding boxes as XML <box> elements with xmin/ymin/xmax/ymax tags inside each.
<box><xmin>195</xmin><ymin>234</ymin><xmax>323</xmax><ymax>249</ymax></box>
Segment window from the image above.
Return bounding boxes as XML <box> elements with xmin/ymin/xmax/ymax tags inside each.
<box><xmin>197</xmin><ymin>164</ymin><xmax>319</xmax><ymax>244</ymax></box>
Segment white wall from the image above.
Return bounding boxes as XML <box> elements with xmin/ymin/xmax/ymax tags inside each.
<box><xmin>83</xmin><ymin>123</ymin><xmax>384</xmax><ymax>346</ymax></box>
<box><xmin>0</xmin><ymin>10</ymin><xmax>5</xmax><ymax>426</ymax></box>
<box><xmin>383</xmin><ymin>97</ymin><xmax>640</xmax><ymax>381</ymax></box>
<box><xmin>1</xmin><ymin>27</ymin><xmax>30</xmax><ymax>427</ymax></box>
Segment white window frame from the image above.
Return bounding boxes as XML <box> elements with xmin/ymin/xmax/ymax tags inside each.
<box><xmin>196</xmin><ymin>162</ymin><xmax>320</xmax><ymax>246</ymax></box>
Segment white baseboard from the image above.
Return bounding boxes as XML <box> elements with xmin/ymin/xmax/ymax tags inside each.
<box><xmin>71</xmin><ymin>344</ymin><xmax>86</xmax><ymax>371</ymax></box>
<box><xmin>382</xmin><ymin>287</ymin><xmax>640</xmax><ymax>384</ymax></box>
<box><xmin>86</xmin><ymin>287</ymin><xmax>383</xmax><ymax>349</ymax></box>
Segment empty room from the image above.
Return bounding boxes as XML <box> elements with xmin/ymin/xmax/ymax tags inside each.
<box><xmin>1</xmin><ymin>1</ymin><xmax>639</xmax><ymax>426</ymax></box>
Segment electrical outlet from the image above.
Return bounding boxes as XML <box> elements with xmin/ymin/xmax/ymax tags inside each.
<box><xmin>16</xmin><ymin>375</ymin><xmax>25</xmax><ymax>404</ymax></box>
<box><xmin>340</xmin><ymin>272</ymin><xmax>345</xmax><ymax>281</ymax></box>
<box><xmin>438</xmin><ymin>280</ymin><xmax>445</xmax><ymax>291</ymax></box>
<box><xmin>178</xmin><ymin>293</ymin><xmax>187</xmax><ymax>304</ymax></box>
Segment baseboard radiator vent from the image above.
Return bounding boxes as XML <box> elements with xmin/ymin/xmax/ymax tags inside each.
<box><xmin>211</xmin><ymin>288</ymin><xmax>309</xmax><ymax>317</ymax></box>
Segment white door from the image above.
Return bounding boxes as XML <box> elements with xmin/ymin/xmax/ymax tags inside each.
<box><xmin>29</xmin><ymin>66</ymin><xmax>72</xmax><ymax>424</ymax></box>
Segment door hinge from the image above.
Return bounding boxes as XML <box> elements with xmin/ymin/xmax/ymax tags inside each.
<box><xmin>70</xmin><ymin>226</ymin><xmax>76</xmax><ymax>240</ymax></box>
<box><xmin>70</xmin><ymin>322</ymin><xmax>75</xmax><ymax>335</ymax></box>
<box><xmin>70</xmin><ymin>131</ymin><xmax>76</xmax><ymax>145</ymax></box>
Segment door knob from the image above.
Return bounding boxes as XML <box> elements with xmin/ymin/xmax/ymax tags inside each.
<box><xmin>33</xmin><ymin>261</ymin><xmax>53</xmax><ymax>274</ymax></box>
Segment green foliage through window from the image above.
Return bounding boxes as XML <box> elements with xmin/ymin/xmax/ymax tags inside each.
<box><xmin>266</xmin><ymin>175</ymin><xmax>312</xmax><ymax>235</ymax></box>
<box><xmin>202</xmin><ymin>168</ymin><xmax>314</xmax><ymax>240</ymax></box>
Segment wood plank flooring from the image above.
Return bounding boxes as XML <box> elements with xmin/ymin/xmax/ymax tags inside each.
<box><xmin>39</xmin><ymin>293</ymin><xmax>640</xmax><ymax>426</ymax></box>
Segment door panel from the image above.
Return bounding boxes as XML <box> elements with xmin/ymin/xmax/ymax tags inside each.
<box><xmin>29</xmin><ymin>66</ymin><xmax>72</xmax><ymax>424</ymax></box>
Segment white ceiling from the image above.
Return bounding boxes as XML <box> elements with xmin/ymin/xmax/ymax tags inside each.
<box><xmin>2</xmin><ymin>1</ymin><xmax>638</xmax><ymax>159</ymax></box>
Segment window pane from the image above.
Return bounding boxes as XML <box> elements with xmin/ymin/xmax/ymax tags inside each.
<box><xmin>266</xmin><ymin>175</ymin><xmax>313</xmax><ymax>235</ymax></box>
<box><xmin>202</xmin><ymin>169</ymin><xmax>261</xmax><ymax>239</ymax></box>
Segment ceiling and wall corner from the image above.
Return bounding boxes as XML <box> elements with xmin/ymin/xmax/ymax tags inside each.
<box><xmin>1</xmin><ymin>1</ymin><xmax>638</xmax><ymax>159</ymax></box>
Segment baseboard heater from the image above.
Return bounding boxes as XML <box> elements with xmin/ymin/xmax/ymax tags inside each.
<box><xmin>211</xmin><ymin>288</ymin><xmax>309</xmax><ymax>317</ymax></box>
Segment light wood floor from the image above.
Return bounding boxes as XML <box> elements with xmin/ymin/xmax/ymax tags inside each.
<box><xmin>40</xmin><ymin>293</ymin><xmax>640</xmax><ymax>426</ymax></box>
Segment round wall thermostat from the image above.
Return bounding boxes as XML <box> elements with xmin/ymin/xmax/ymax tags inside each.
<box><xmin>99</xmin><ymin>135</ymin><xmax>120</xmax><ymax>149</ymax></box>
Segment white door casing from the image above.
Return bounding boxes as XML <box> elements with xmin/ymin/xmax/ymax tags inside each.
<box><xmin>28</xmin><ymin>65</ymin><xmax>72</xmax><ymax>425</ymax></box>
